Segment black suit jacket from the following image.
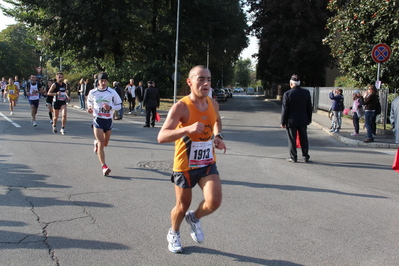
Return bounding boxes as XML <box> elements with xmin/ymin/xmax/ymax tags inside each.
<box><xmin>281</xmin><ymin>86</ymin><xmax>312</xmax><ymax>127</ymax></box>
<box><xmin>143</xmin><ymin>87</ymin><xmax>160</xmax><ymax>108</ymax></box>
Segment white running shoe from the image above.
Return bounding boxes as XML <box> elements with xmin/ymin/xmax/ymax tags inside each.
<box><xmin>10</xmin><ymin>111</ymin><xmax>13</xmax><ymax>115</ymax></box>
<box><xmin>60</xmin><ymin>128</ymin><xmax>65</xmax><ymax>135</ymax></box>
<box><xmin>93</xmin><ymin>140</ymin><xmax>98</xmax><ymax>154</ymax></box>
<box><xmin>53</xmin><ymin>127</ymin><xmax>57</xmax><ymax>133</ymax></box>
<box><xmin>167</xmin><ymin>229</ymin><xmax>183</xmax><ymax>253</ymax></box>
<box><xmin>33</xmin><ymin>121</ymin><xmax>37</xmax><ymax>127</ymax></box>
<box><xmin>50</xmin><ymin>120</ymin><xmax>53</xmax><ymax>124</ymax></box>
<box><xmin>185</xmin><ymin>210</ymin><xmax>204</xmax><ymax>243</ymax></box>
<box><xmin>102</xmin><ymin>165</ymin><xmax>111</xmax><ymax>176</ymax></box>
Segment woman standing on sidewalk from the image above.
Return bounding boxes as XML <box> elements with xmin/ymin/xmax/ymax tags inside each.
<box><xmin>363</xmin><ymin>85</ymin><xmax>379</xmax><ymax>142</ymax></box>
<box><xmin>350</xmin><ymin>90</ymin><xmax>364</xmax><ymax>136</ymax></box>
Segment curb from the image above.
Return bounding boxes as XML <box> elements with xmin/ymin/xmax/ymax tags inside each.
<box><xmin>312</xmin><ymin>121</ymin><xmax>399</xmax><ymax>149</ymax></box>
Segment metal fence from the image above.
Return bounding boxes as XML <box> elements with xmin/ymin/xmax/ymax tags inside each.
<box><xmin>315</xmin><ymin>87</ymin><xmax>389</xmax><ymax>128</ymax></box>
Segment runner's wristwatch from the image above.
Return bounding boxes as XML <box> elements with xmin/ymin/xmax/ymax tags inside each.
<box><xmin>215</xmin><ymin>133</ymin><xmax>224</xmax><ymax>139</ymax></box>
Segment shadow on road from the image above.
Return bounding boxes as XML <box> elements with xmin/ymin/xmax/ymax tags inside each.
<box><xmin>181</xmin><ymin>246</ymin><xmax>305</xmax><ymax>266</ymax></box>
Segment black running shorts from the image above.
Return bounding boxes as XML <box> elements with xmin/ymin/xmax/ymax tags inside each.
<box><xmin>53</xmin><ymin>101</ymin><xmax>66</xmax><ymax>110</ymax></box>
<box><xmin>171</xmin><ymin>163</ymin><xmax>219</xmax><ymax>188</ymax></box>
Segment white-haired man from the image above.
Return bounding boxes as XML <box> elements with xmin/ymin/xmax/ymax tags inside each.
<box><xmin>280</xmin><ymin>74</ymin><xmax>312</xmax><ymax>163</ymax></box>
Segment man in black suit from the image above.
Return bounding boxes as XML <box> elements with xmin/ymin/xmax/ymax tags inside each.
<box><xmin>143</xmin><ymin>81</ymin><xmax>160</xmax><ymax>127</ymax></box>
<box><xmin>280</xmin><ymin>74</ymin><xmax>312</xmax><ymax>163</ymax></box>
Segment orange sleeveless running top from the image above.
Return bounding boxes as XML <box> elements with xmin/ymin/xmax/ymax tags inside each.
<box><xmin>173</xmin><ymin>96</ymin><xmax>217</xmax><ymax>172</ymax></box>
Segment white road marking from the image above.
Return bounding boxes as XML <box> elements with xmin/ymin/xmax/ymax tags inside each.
<box><xmin>376</xmin><ymin>150</ymin><xmax>397</xmax><ymax>155</ymax></box>
<box><xmin>0</xmin><ymin>112</ymin><xmax>22</xmax><ymax>128</ymax></box>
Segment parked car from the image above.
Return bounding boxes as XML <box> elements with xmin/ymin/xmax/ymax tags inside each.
<box><xmin>246</xmin><ymin>87</ymin><xmax>255</xmax><ymax>95</ymax></box>
<box><xmin>224</xmin><ymin>88</ymin><xmax>233</xmax><ymax>98</ymax></box>
<box><xmin>215</xmin><ymin>88</ymin><xmax>227</xmax><ymax>102</ymax></box>
<box><xmin>234</xmin><ymin>87</ymin><xmax>243</xmax><ymax>93</ymax></box>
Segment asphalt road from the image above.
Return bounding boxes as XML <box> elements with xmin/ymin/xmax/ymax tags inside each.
<box><xmin>1</xmin><ymin>95</ymin><xmax>398</xmax><ymax>266</ymax></box>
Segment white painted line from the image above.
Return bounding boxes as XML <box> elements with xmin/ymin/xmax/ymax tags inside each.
<box><xmin>0</xmin><ymin>112</ymin><xmax>22</xmax><ymax>128</ymax></box>
<box><xmin>376</xmin><ymin>150</ymin><xmax>397</xmax><ymax>155</ymax></box>
<box><xmin>129</xmin><ymin>121</ymin><xmax>145</xmax><ymax>125</ymax></box>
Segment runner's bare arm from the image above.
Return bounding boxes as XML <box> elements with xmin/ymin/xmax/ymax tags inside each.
<box><xmin>47</xmin><ymin>83</ymin><xmax>57</xmax><ymax>96</ymax></box>
<box><xmin>158</xmin><ymin>101</ymin><xmax>204</xmax><ymax>143</ymax></box>
<box><xmin>211</xmin><ymin>99</ymin><xmax>226</xmax><ymax>153</ymax></box>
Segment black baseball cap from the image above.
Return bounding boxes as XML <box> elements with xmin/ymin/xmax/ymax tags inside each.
<box><xmin>290</xmin><ymin>74</ymin><xmax>300</xmax><ymax>81</ymax></box>
<box><xmin>97</xmin><ymin>72</ymin><xmax>108</xmax><ymax>81</ymax></box>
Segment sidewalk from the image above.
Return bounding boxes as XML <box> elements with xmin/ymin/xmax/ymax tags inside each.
<box><xmin>265</xmin><ymin>98</ymin><xmax>399</xmax><ymax>149</ymax></box>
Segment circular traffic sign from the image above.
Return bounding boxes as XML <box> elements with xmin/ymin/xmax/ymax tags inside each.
<box><xmin>371</xmin><ymin>43</ymin><xmax>391</xmax><ymax>63</ymax></box>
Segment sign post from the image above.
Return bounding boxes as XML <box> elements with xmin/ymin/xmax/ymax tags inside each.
<box><xmin>371</xmin><ymin>43</ymin><xmax>391</xmax><ymax>82</ymax></box>
<box><xmin>371</xmin><ymin>43</ymin><xmax>391</xmax><ymax>130</ymax></box>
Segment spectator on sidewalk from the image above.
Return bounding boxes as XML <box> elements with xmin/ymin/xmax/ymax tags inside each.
<box><xmin>112</xmin><ymin>81</ymin><xmax>124</xmax><ymax>120</ymax></box>
<box><xmin>390</xmin><ymin>95</ymin><xmax>399</xmax><ymax>144</ymax></box>
<box><xmin>78</xmin><ymin>78</ymin><xmax>86</xmax><ymax>110</ymax></box>
<box><xmin>363</xmin><ymin>84</ymin><xmax>379</xmax><ymax>142</ymax></box>
<box><xmin>125</xmin><ymin>79</ymin><xmax>136</xmax><ymax>114</ymax></box>
<box><xmin>135</xmin><ymin>81</ymin><xmax>145</xmax><ymax>114</ymax></box>
<box><xmin>350</xmin><ymin>90</ymin><xmax>364</xmax><ymax>136</ymax></box>
<box><xmin>329</xmin><ymin>89</ymin><xmax>344</xmax><ymax>133</ymax></box>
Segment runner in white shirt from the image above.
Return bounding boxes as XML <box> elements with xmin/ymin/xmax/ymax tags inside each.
<box><xmin>26</xmin><ymin>74</ymin><xmax>45</xmax><ymax>127</ymax></box>
<box><xmin>87</xmin><ymin>72</ymin><xmax>122</xmax><ymax>176</ymax></box>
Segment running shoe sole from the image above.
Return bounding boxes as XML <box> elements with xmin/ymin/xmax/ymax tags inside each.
<box><xmin>103</xmin><ymin>168</ymin><xmax>111</xmax><ymax>176</ymax></box>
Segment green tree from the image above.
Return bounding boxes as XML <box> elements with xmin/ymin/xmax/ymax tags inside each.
<box><xmin>3</xmin><ymin>0</ymin><xmax>248</xmax><ymax>97</ymax></box>
<box><xmin>325</xmin><ymin>0</ymin><xmax>399</xmax><ymax>89</ymax></box>
<box><xmin>246</xmin><ymin>0</ymin><xmax>333</xmax><ymax>86</ymax></box>
<box><xmin>234</xmin><ymin>58</ymin><xmax>252</xmax><ymax>87</ymax></box>
<box><xmin>0</xmin><ymin>24</ymin><xmax>40</xmax><ymax>79</ymax></box>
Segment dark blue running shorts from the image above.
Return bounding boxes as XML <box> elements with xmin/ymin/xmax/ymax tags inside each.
<box><xmin>29</xmin><ymin>99</ymin><xmax>39</xmax><ymax>108</ymax></box>
<box><xmin>93</xmin><ymin>117</ymin><xmax>113</xmax><ymax>133</ymax></box>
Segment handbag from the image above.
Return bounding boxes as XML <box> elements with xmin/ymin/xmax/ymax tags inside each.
<box><xmin>155</xmin><ymin>112</ymin><xmax>161</xmax><ymax>122</ymax></box>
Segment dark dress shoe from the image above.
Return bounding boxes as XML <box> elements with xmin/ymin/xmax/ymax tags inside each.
<box><xmin>363</xmin><ymin>138</ymin><xmax>374</xmax><ymax>143</ymax></box>
<box><xmin>143</xmin><ymin>125</ymin><xmax>150</xmax><ymax>128</ymax></box>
